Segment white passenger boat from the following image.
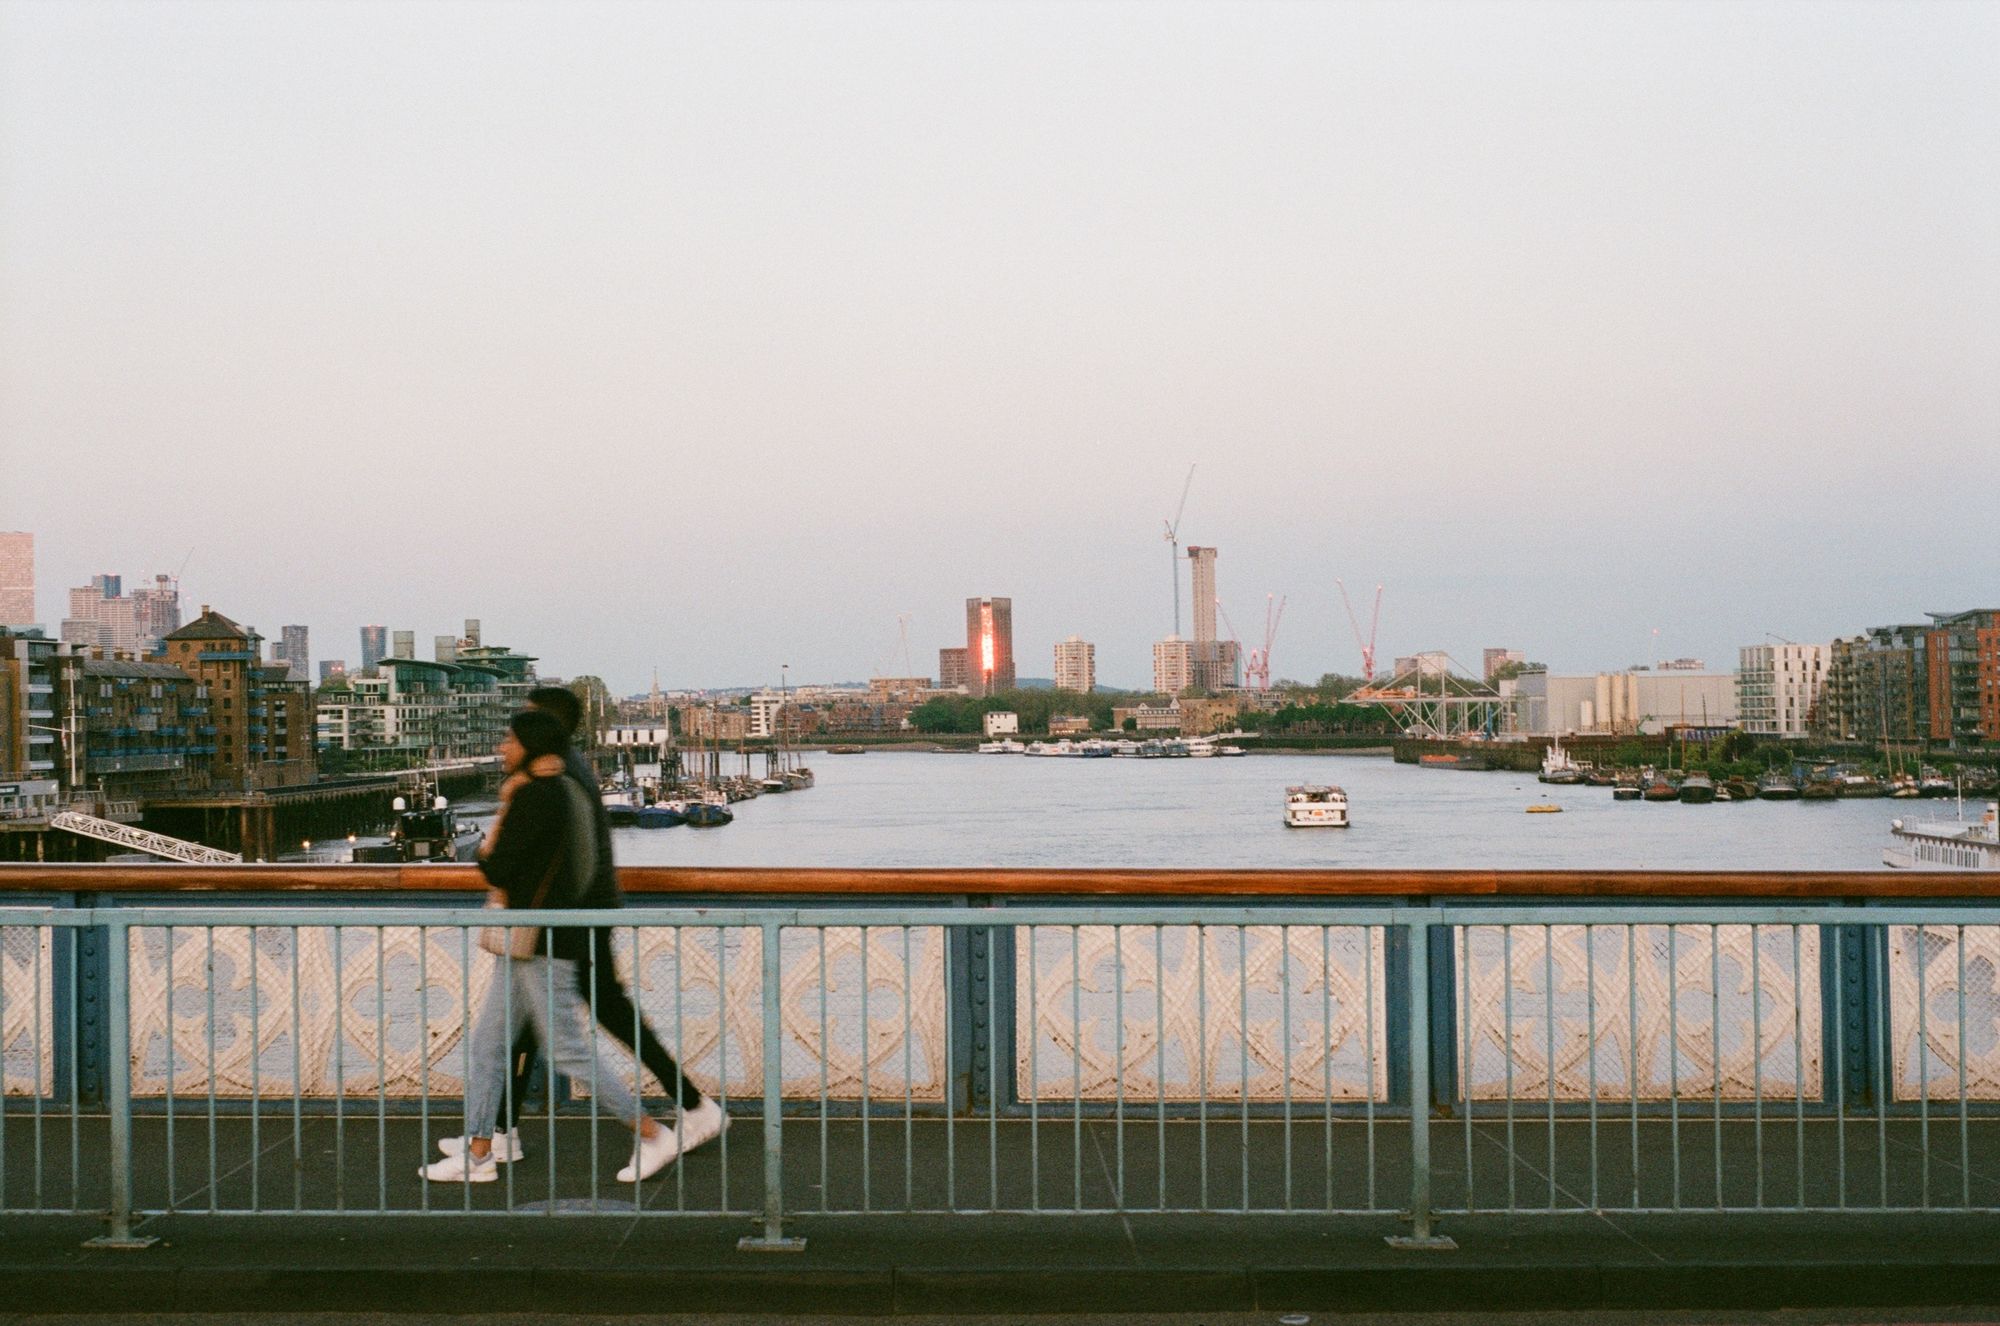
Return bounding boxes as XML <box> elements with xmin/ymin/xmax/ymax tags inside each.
<box><xmin>977</xmin><ymin>738</ymin><xmax>1026</xmax><ymax>754</ymax></box>
<box><xmin>1884</xmin><ymin>803</ymin><xmax>2000</xmax><ymax>870</ymax></box>
<box><xmin>1185</xmin><ymin>738</ymin><xmax>1218</xmax><ymax>758</ymax></box>
<box><xmin>1284</xmin><ymin>785</ymin><xmax>1350</xmax><ymax>828</ymax></box>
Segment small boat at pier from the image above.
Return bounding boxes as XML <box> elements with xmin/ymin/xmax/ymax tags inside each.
<box><xmin>1539</xmin><ymin>738</ymin><xmax>1584</xmax><ymax>785</ymax></box>
<box><xmin>1755</xmin><ymin>771</ymin><xmax>1801</xmax><ymax>801</ymax></box>
<box><xmin>676</xmin><ymin>797</ymin><xmax>733</xmax><ymax>828</ymax></box>
<box><xmin>1678</xmin><ymin>771</ymin><xmax>1717</xmax><ymax>805</ymax></box>
<box><xmin>1837</xmin><ymin>771</ymin><xmax>1885</xmax><ymax>798</ymax></box>
<box><xmin>355</xmin><ymin>788</ymin><xmax>466</xmax><ymax>863</ymax></box>
<box><xmin>633</xmin><ymin>804</ymin><xmax>686</xmax><ymax>829</ymax></box>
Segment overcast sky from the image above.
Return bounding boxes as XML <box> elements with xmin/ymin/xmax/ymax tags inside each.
<box><xmin>3</xmin><ymin>0</ymin><xmax>1994</xmax><ymax>692</ymax></box>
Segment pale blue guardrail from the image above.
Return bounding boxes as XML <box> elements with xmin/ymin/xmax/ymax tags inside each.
<box><xmin>3</xmin><ymin>901</ymin><xmax>1999</xmax><ymax>1250</ymax></box>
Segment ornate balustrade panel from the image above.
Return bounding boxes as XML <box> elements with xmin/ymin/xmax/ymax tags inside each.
<box><xmin>128</xmin><ymin>924</ymin><xmax>498</xmax><ymax>1098</ymax></box>
<box><xmin>1457</xmin><ymin>924</ymin><xmax>1822</xmax><ymax>1101</ymax></box>
<box><xmin>122</xmin><ymin>921</ymin><xmax>947</xmax><ymax>1103</ymax></box>
<box><xmin>1</xmin><ymin>926</ymin><xmax>53</xmax><ymax>1096</ymax></box>
<box><xmin>1888</xmin><ymin>925</ymin><xmax>2000</xmax><ymax>1102</ymax></box>
<box><xmin>1016</xmin><ymin>924</ymin><xmax>1389</xmax><ymax>1102</ymax></box>
<box><xmin>768</xmin><ymin>925</ymin><xmax>946</xmax><ymax>1102</ymax></box>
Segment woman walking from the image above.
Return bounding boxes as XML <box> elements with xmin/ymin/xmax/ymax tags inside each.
<box><xmin>422</xmin><ymin>709</ymin><xmax>678</xmax><ymax>1184</ymax></box>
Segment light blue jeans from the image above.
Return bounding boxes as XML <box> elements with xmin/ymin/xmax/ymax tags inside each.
<box><xmin>464</xmin><ymin>955</ymin><xmax>644</xmax><ymax>1138</ymax></box>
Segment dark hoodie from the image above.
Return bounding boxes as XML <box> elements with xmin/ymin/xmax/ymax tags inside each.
<box><xmin>477</xmin><ymin>770</ymin><xmax>599</xmax><ymax>961</ymax></box>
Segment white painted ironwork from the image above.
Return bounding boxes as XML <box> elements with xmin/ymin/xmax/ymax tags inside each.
<box><xmin>1018</xmin><ymin>924</ymin><xmax>1391</xmax><ymax>1101</ymax></box>
<box><xmin>1888</xmin><ymin>925</ymin><xmax>2000</xmax><ymax>1101</ymax></box>
<box><xmin>1</xmin><ymin>926</ymin><xmax>53</xmax><ymax>1095</ymax></box>
<box><xmin>124</xmin><ymin>923</ymin><xmax>948</xmax><ymax>1102</ymax></box>
<box><xmin>51</xmin><ymin>811</ymin><xmax>241</xmax><ymax>864</ymax></box>
<box><xmin>1457</xmin><ymin>924</ymin><xmax>1823</xmax><ymax>1100</ymax></box>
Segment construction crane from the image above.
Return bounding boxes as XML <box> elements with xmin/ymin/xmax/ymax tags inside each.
<box><xmin>1216</xmin><ymin>594</ymin><xmax>1287</xmax><ymax>690</ymax></box>
<box><xmin>1254</xmin><ymin>594</ymin><xmax>1287</xmax><ymax>690</ymax></box>
<box><xmin>1162</xmin><ymin>464</ymin><xmax>1196</xmax><ymax>637</ymax></box>
<box><xmin>1336</xmin><ymin>579</ymin><xmax>1384</xmax><ymax>681</ymax></box>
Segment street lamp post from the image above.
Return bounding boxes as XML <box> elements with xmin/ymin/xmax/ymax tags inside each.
<box><xmin>23</xmin><ymin>722</ymin><xmax>80</xmax><ymax>793</ymax></box>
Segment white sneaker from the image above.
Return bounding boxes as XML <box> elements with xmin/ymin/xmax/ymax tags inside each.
<box><xmin>420</xmin><ymin>1150</ymin><xmax>497</xmax><ymax>1183</ymax></box>
<box><xmin>616</xmin><ymin>1099</ymin><xmax>729</xmax><ymax>1182</ymax></box>
<box><xmin>438</xmin><ymin>1128</ymin><xmax>522</xmax><ymax>1163</ymax></box>
<box><xmin>617</xmin><ymin>1123</ymin><xmax>680</xmax><ymax>1183</ymax></box>
<box><xmin>677</xmin><ymin>1098</ymin><xmax>729</xmax><ymax>1154</ymax></box>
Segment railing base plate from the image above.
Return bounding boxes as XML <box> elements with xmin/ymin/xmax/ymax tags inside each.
<box><xmin>85</xmin><ymin>1235</ymin><xmax>160</xmax><ymax>1251</ymax></box>
<box><xmin>1386</xmin><ymin>1234</ymin><xmax>1457</xmax><ymax>1251</ymax></box>
<box><xmin>738</xmin><ymin>1236</ymin><xmax>808</xmax><ymax>1253</ymax></box>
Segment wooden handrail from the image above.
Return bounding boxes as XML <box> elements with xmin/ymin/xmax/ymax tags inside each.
<box><xmin>0</xmin><ymin>862</ymin><xmax>1992</xmax><ymax>898</ymax></box>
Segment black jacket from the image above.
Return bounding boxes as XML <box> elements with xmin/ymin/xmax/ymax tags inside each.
<box><xmin>477</xmin><ymin>772</ymin><xmax>602</xmax><ymax>961</ymax></box>
<box><xmin>563</xmin><ymin>748</ymin><xmax>622</xmax><ymax>909</ymax></box>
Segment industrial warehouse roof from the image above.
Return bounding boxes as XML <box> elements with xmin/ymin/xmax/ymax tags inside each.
<box><xmin>79</xmin><ymin>658</ymin><xmax>187</xmax><ymax>681</ymax></box>
<box><xmin>164</xmin><ymin>608</ymin><xmax>252</xmax><ymax>642</ymax></box>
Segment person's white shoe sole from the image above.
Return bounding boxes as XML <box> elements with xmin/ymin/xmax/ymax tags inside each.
<box><xmin>438</xmin><ymin>1130</ymin><xmax>523</xmax><ymax>1163</ymax></box>
<box><xmin>419</xmin><ymin>1155</ymin><xmax>498</xmax><ymax>1183</ymax></box>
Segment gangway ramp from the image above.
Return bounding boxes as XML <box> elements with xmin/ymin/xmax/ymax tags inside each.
<box><xmin>50</xmin><ymin>811</ymin><xmax>242</xmax><ymax>864</ymax></box>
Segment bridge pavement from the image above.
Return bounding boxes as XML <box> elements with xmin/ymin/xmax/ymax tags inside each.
<box><xmin>5</xmin><ymin>1112</ymin><xmax>2000</xmax><ymax>1314</ymax></box>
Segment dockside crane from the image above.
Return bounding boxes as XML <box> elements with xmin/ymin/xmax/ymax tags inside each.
<box><xmin>1163</xmin><ymin>464</ymin><xmax>1196</xmax><ymax>637</ymax></box>
<box><xmin>1336</xmin><ymin>579</ymin><xmax>1384</xmax><ymax>681</ymax></box>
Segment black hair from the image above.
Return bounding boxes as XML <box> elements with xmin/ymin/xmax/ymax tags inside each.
<box><xmin>509</xmin><ymin>707</ymin><xmax>571</xmax><ymax>761</ymax></box>
<box><xmin>528</xmin><ymin>685</ymin><xmax>583</xmax><ymax>736</ymax></box>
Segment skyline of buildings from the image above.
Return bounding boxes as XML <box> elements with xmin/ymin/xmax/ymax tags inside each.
<box><xmin>1</xmin><ymin>532</ymin><xmax>1996</xmax><ymax>751</ymax></box>
<box><xmin>61</xmin><ymin>573</ymin><xmax>182</xmax><ymax>658</ymax></box>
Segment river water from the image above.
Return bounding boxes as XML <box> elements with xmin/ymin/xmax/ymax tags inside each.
<box><xmin>610</xmin><ymin>751</ymin><xmax>1926</xmax><ymax>871</ymax></box>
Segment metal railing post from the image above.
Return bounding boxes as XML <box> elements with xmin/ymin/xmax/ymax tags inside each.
<box><xmin>87</xmin><ymin>918</ymin><xmax>155</xmax><ymax>1248</ymax></box>
<box><xmin>740</xmin><ymin>922</ymin><xmax>804</xmax><ymax>1251</ymax></box>
<box><xmin>1389</xmin><ymin>915</ymin><xmax>1454</xmax><ymax>1250</ymax></box>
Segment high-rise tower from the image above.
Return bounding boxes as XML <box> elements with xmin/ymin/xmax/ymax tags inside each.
<box><xmin>964</xmin><ymin>597</ymin><xmax>1015</xmax><ymax>697</ymax></box>
<box><xmin>1187</xmin><ymin>547</ymin><xmax>1217</xmax><ymax>648</ymax></box>
<box><xmin>0</xmin><ymin>533</ymin><xmax>34</xmax><ymax>626</ymax></box>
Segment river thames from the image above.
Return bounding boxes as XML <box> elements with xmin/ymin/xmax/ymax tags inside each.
<box><xmin>613</xmin><ymin>752</ymin><xmax>1917</xmax><ymax>871</ymax></box>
